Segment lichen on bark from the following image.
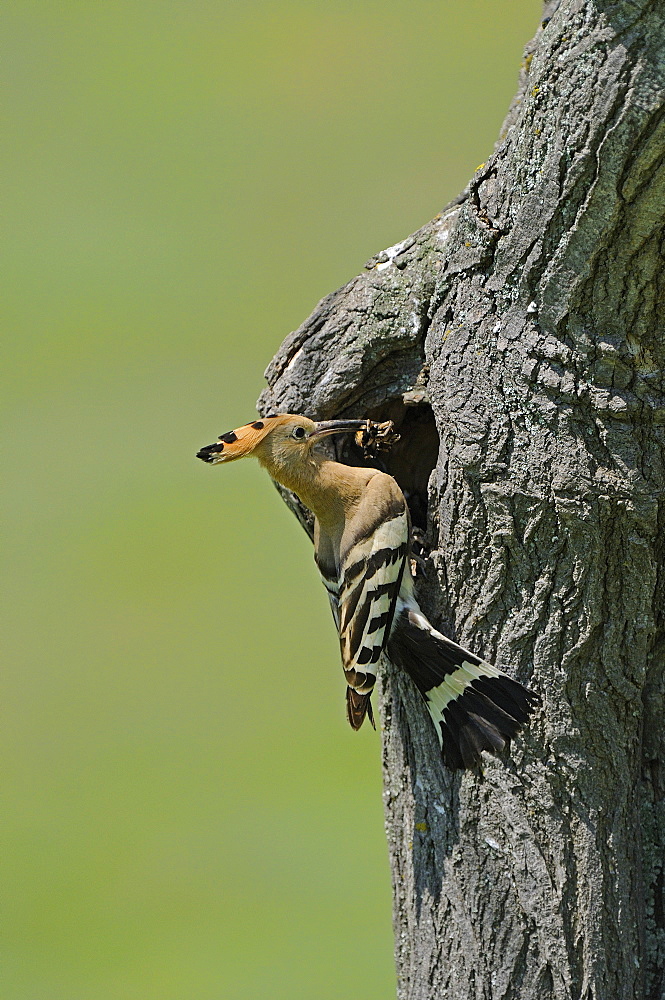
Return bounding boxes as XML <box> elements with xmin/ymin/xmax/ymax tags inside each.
<box><xmin>259</xmin><ymin>2</ymin><xmax>665</xmax><ymax>996</ymax></box>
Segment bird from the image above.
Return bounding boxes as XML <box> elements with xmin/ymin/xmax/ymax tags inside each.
<box><xmin>197</xmin><ymin>413</ymin><xmax>539</xmax><ymax>769</ymax></box>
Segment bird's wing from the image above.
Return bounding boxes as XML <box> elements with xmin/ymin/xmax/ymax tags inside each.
<box><xmin>314</xmin><ymin>521</ymin><xmax>342</xmax><ymax>630</ymax></box>
<box><xmin>316</xmin><ymin>563</ymin><xmax>341</xmax><ymax>631</ymax></box>
<box><xmin>336</xmin><ymin>474</ymin><xmax>410</xmax><ymax>728</ymax></box>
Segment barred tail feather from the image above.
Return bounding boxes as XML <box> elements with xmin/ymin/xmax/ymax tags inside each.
<box><xmin>346</xmin><ymin>687</ymin><xmax>375</xmax><ymax>730</ymax></box>
<box><xmin>387</xmin><ymin>608</ymin><xmax>539</xmax><ymax>769</ymax></box>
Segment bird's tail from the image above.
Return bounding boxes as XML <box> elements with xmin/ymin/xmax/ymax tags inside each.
<box><xmin>346</xmin><ymin>687</ymin><xmax>375</xmax><ymax>730</ymax></box>
<box><xmin>387</xmin><ymin>607</ymin><xmax>539</xmax><ymax>769</ymax></box>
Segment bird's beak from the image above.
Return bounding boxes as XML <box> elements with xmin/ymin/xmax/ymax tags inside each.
<box><xmin>309</xmin><ymin>419</ymin><xmax>368</xmax><ymax>441</ymax></box>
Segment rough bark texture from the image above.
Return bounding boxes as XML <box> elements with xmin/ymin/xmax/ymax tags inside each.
<box><xmin>258</xmin><ymin>2</ymin><xmax>665</xmax><ymax>997</ymax></box>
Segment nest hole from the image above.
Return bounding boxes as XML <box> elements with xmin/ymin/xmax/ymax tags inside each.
<box><xmin>337</xmin><ymin>397</ymin><xmax>439</xmax><ymax>533</ymax></box>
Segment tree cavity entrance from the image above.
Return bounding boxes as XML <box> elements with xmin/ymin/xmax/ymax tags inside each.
<box><xmin>338</xmin><ymin>396</ymin><xmax>439</xmax><ymax>533</ymax></box>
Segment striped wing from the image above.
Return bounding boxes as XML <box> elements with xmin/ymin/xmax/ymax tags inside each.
<box><xmin>337</xmin><ymin>478</ymin><xmax>410</xmax><ymax>728</ymax></box>
<box><xmin>318</xmin><ymin>570</ymin><xmax>341</xmax><ymax>631</ymax></box>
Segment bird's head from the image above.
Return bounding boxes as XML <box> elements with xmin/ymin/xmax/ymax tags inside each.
<box><xmin>197</xmin><ymin>413</ymin><xmax>368</xmax><ymax>478</ymax></box>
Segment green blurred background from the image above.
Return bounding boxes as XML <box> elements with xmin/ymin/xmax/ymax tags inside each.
<box><xmin>4</xmin><ymin>3</ymin><xmax>538</xmax><ymax>997</ymax></box>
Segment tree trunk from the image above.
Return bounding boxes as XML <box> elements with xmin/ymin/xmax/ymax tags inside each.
<box><xmin>258</xmin><ymin>2</ymin><xmax>665</xmax><ymax>997</ymax></box>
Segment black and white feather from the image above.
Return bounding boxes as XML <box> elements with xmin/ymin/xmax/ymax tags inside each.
<box><xmin>316</xmin><ymin>473</ymin><xmax>539</xmax><ymax>767</ymax></box>
<box><xmin>316</xmin><ymin>474</ymin><xmax>409</xmax><ymax>730</ymax></box>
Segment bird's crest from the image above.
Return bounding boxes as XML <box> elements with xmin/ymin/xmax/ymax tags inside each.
<box><xmin>197</xmin><ymin>415</ymin><xmax>285</xmax><ymax>464</ymax></box>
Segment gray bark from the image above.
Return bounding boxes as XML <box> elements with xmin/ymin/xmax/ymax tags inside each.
<box><xmin>258</xmin><ymin>2</ymin><xmax>665</xmax><ymax>997</ymax></box>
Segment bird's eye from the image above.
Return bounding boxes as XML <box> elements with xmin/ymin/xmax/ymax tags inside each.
<box><xmin>292</xmin><ymin>426</ymin><xmax>307</xmax><ymax>440</ymax></box>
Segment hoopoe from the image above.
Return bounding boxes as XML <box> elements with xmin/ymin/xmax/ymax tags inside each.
<box><xmin>197</xmin><ymin>413</ymin><xmax>538</xmax><ymax>769</ymax></box>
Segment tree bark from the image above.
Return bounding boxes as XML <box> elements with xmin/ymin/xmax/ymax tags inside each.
<box><xmin>258</xmin><ymin>2</ymin><xmax>665</xmax><ymax>997</ymax></box>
